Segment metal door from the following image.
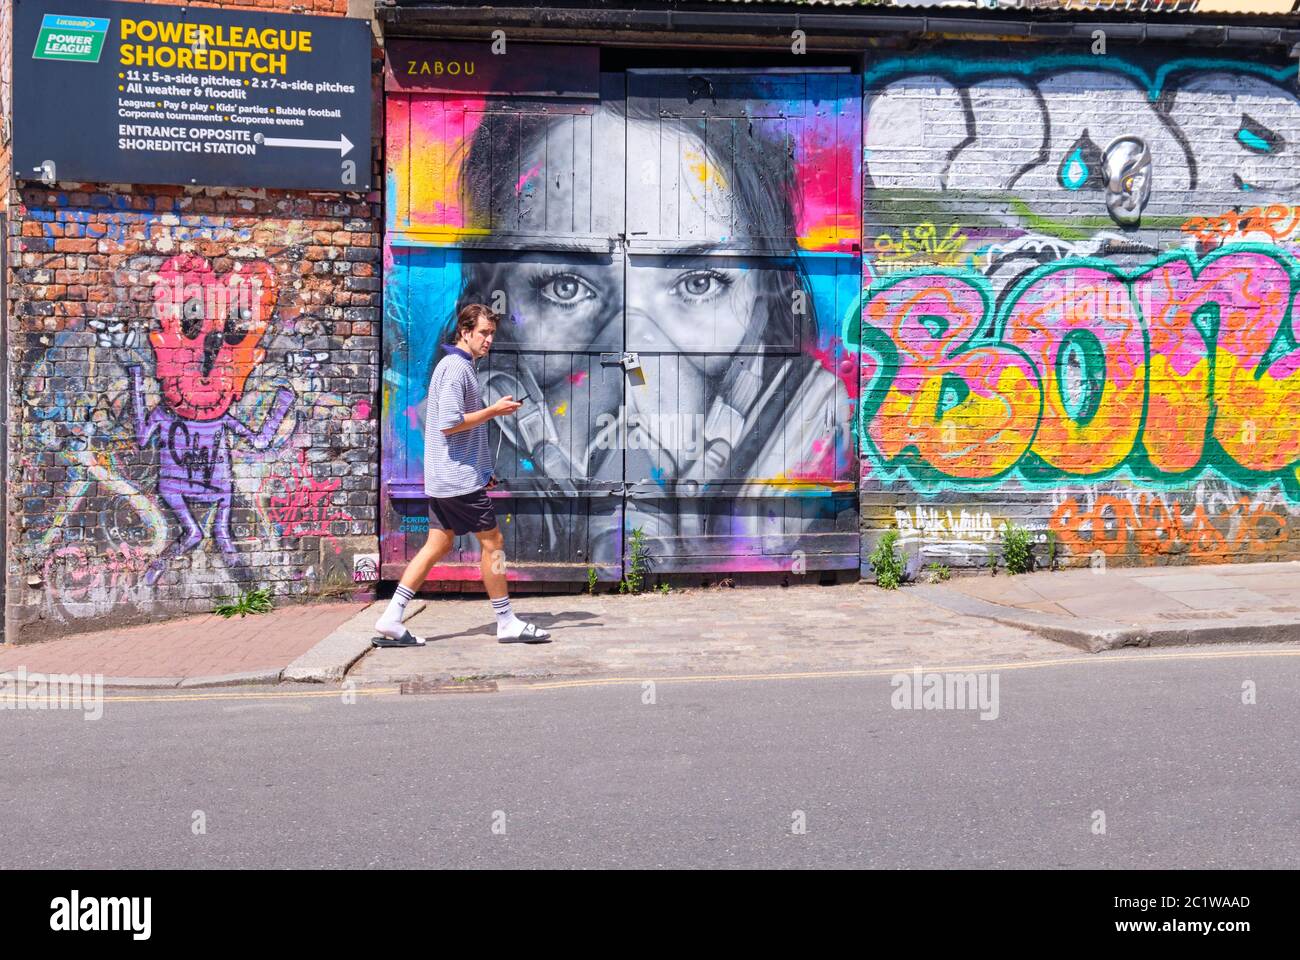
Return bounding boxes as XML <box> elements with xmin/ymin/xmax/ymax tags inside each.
<box><xmin>619</xmin><ymin>70</ymin><xmax>861</xmax><ymax>573</ymax></box>
<box><xmin>382</xmin><ymin>66</ymin><xmax>860</xmax><ymax>582</ymax></box>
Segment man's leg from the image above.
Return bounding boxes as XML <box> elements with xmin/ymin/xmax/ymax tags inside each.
<box><xmin>474</xmin><ymin>527</ymin><xmax>550</xmax><ymax>642</ymax></box>
<box><xmin>373</xmin><ymin>527</ymin><xmax>454</xmax><ymax>640</ymax></box>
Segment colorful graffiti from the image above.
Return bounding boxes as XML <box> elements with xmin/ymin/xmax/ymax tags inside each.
<box><xmin>1050</xmin><ymin>491</ymin><xmax>1288</xmax><ymax>562</ymax></box>
<box><xmin>859</xmin><ymin>53</ymin><xmax>1300</xmax><ymax>567</ymax></box>
<box><xmin>257</xmin><ymin>448</ymin><xmax>354</xmax><ymax>549</ymax></box>
<box><xmin>16</xmin><ymin>201</ymin><xmax>378</xmax><ymax>629</ymax></box>
<box><xmin>1182</xmin><ymin>205</ymin><xmax>1300</xmax><ymax>245</ymax></box>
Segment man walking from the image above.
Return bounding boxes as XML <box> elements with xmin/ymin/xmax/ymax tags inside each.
<box><xmin>374</xmin><ymin>304</ymin><xmax>552</xmax><ymax>646</ymax></box>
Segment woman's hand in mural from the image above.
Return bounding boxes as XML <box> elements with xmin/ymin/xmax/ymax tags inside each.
<box><xmin>90</xmin><ymin>318</ymin><xmax>148</xmax><ymax>365</ymax></box>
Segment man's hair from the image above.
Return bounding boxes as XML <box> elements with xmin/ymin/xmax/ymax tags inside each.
<box><xmin>455</xmin><ymin>303</ymin><xmax>498</xmax><ymax>339</ymax></box>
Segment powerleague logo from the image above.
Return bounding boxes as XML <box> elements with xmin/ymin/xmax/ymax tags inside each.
<box><xmin>32</xmin><ymin>14</ymin><xmax>111</xmax><ymax>63</ymax></box>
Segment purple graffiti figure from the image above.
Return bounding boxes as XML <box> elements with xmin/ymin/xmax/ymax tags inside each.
<box><xmin>122</xmin><ymin>254</ymin><xmax>295</xmax><ymax>586</ymax></box>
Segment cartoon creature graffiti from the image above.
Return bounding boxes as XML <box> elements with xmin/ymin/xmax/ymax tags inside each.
<box><xmin>127</xmin><ymin>254</ymin><xmax>295</xmax><ymax>585</ymax></box>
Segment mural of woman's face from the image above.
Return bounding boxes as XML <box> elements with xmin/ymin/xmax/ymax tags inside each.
<box><xmin>495</xmin><ymin>116</ymin><xmax>764</xmax><ymax>378</ymax></box>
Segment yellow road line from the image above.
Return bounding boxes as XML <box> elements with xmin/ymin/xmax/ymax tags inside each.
<box><xmin>99</xmin><ymin>687</ymin><xmax>401</xmax><ymax>703</ymax></box>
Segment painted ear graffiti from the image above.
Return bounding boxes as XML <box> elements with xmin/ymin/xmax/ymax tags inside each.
<box><xmin>1102</xmin><ymin>136</ymin><xmax>1152</xmax><ymax>227</ymax></box>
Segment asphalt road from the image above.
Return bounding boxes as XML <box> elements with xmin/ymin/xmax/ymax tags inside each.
<box><xmin>3</xmin><ymin>646</ymin><xmax>1298</xmax><ymax>869</ymax></box>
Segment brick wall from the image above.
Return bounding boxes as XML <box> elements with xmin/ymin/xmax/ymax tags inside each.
<box><xmin>3</xmin><ymin>0</ymin><xmax>382</xmax><ymax>641</ymax></box>
<box><xmin>859</xmin><ymin>42</ymin><xmax>1300</xmax><ymax>572</ymax></box>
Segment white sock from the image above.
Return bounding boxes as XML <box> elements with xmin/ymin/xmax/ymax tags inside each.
<box><xmin>375</xmin><ymin>584</ymin><xmax>414</xmax><ymax>639</ymax></box>
<box><xmin>491</xmin><ymin>596</ymin><xmax>522</xmax><ymax>635</ymax></box>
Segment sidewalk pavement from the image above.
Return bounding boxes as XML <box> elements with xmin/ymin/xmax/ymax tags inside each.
<box><xmin>915</xmin><ymin>560</ymin><xmax>1300</xmax><ymax>652</ymax></box>
<box><xmin>0</xmin><ymin>603</ymin><xmax>362</xmax><ymax>688</ymax></box>
<box><xmin>344</xmin><ymin>583</ymin><xmax>1066</xmax><ymax>685</ymax></box>
<box><xmin>5</xmin><ymin>563</ymin><xmax>1300</xmax><ymax>687</ymax></box>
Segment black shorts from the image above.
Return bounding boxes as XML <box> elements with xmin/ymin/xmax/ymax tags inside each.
<box><xmin>428</xmin><ymin>489</ymin><xmax>497</xmax><ymax>536</ymax></box>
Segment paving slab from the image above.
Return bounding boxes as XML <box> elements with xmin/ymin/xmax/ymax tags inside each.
<box><xmin>923</xmin><ymin>561</ymin><xmax>1300</xmax><ymax>651</ymax></box>
<box><xmin>345</xmin><ymin>583</ymin><xmax>1066</xmax><ymax>685</ymax></box>
<box><xmin>1131</xmin><ymin>573</ymin><xmax>1248</xmax><ymax>592</ymax></box>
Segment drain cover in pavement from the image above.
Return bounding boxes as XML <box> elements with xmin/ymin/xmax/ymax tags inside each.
<box><xmin>400</xmin><ymin>679</ymin><xmax>498</xmax><ymax>694</ymax></box>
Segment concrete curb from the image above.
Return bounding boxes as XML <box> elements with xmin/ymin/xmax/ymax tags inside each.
<box><xmin>282</xmin><ymin>600</ymin><xmax>427</xmax><ymax>683</ymax></box>
<box><xmin>178</xmin><ymin>669</ymin><xmax>283</xmax><ymax>689</ymax></box>
<box><xmin>911</xmin><ymin>584</ymin><xmax>1300</xmax><ymax>652</ymax></box>
<box><xmin>101</xmin><ymin>676</ymin><xmax>185</xmax><ymax>689</ymax></box>
<box><xmin>100</xmin><ymin>670</ymin><xmax>284</xmax><ymax>690</ymax></box>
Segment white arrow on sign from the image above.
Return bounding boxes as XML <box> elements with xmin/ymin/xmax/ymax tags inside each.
<box><xmin>258</xmin><ymin>133</ymin><xmax>354</xmax><ymax>157</ymax></box>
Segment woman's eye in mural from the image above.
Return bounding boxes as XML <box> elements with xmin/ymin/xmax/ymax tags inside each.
<box><xmin>533</xmin><ymin>270</ymin><xmax>599</xmax><ymax>309</ymax></box>
<box><xmin>669</xmin><ymin>269</ymin><xmax>733</xmax><ymax>304</ymax></box>
<box><xmin>1235</xmin><ymin>113</ymin><xmax>1282</xmax><ymax>154</ymax></box>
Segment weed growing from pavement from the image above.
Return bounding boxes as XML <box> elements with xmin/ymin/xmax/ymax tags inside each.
<box><xmin>213</xmin><ymin>587</ymin><xmax>274</xmax><ymax>618</ymax></box>
<box><xmin>1001</xmin><ymin>524</ymin><xmax>1034</xmax><ymax>575</ymax></box>
<box><xmin>619</xmin><ymin>527</ymin><xmax>652</xmax><ymax>594</ymax></box>
<box><xmin>924</xmin><ymin>562</ymin><xmax>951</xmax><ymax>584</ymax></box>
<box><xmin>869</xmin><ymin>530</ymin><xmax>904</xmax><ymax>590</ymax></box>
<box><xmin>587</xmin><ymin>566</ymin><xmax>598</xmax><ymax>595</ymax></box>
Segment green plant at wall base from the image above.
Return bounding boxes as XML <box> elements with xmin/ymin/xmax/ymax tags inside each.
<box><xmin>1001</xmin><ymin>525</ymin><xmax>1034</xmax><ymax>575</ymax></box>
<box><xmin>924</xmin><ymin>562</ymin><xmax>951</xmax><ymax>584</ymax></box>
<box><xmin>619</xmin><ymin>527</ymin><xmax>651</xmax><ymax>595</ymax></box>
<box><xmin>869</xmin><ymin>529</ymin><xmax>904</xmax><ymax>590</ymax></box>
<box><xmin>213</xmin><ymin>587</ymin><xmax>274</xmax><ymax>619</ymax></box>
<box><xmin>1046</xmin><ymin>530</ymin><xmax>1059</xmax><ymax>571</ymax></box>
<box><xmin>587</xmin><ymin>566</ymin><xmax>598</xmax><ymax>596</ymax></box>
<box><xmin>657</xmin><ymin>582</ymin><xmax>671</xmax><ymax>595</ymax></box>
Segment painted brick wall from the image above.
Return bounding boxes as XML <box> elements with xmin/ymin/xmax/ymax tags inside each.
<box><xmin>858</xmin><ymin>42</ymin><xmax>1300</xmax><ymax>572</ymax></box>
<box><xmin>3</xmin><ymin>0</ymin><xmax>382</xmax><ymax>641</ymax></box>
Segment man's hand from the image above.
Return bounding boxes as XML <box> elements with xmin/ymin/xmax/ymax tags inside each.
<box><xmin>444</xmin><ymin>396</ymin><xmax>523</xmax><ymax>435</ymax></box>
<box><xmin>486</xmin><ymin>475</ymin><xmax>498</xmax><ymax>490</ymax></box>
<box><xmin>488</xmin><ymin>396</ymin><xmax>523</xmax><ymax>417</ymax></box>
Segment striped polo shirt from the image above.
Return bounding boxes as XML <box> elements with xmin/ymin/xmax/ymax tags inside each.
<box><xmin>423</xmin><ymin>344</ymin><xmax>494</xmax><ymax>498</ymax></box>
